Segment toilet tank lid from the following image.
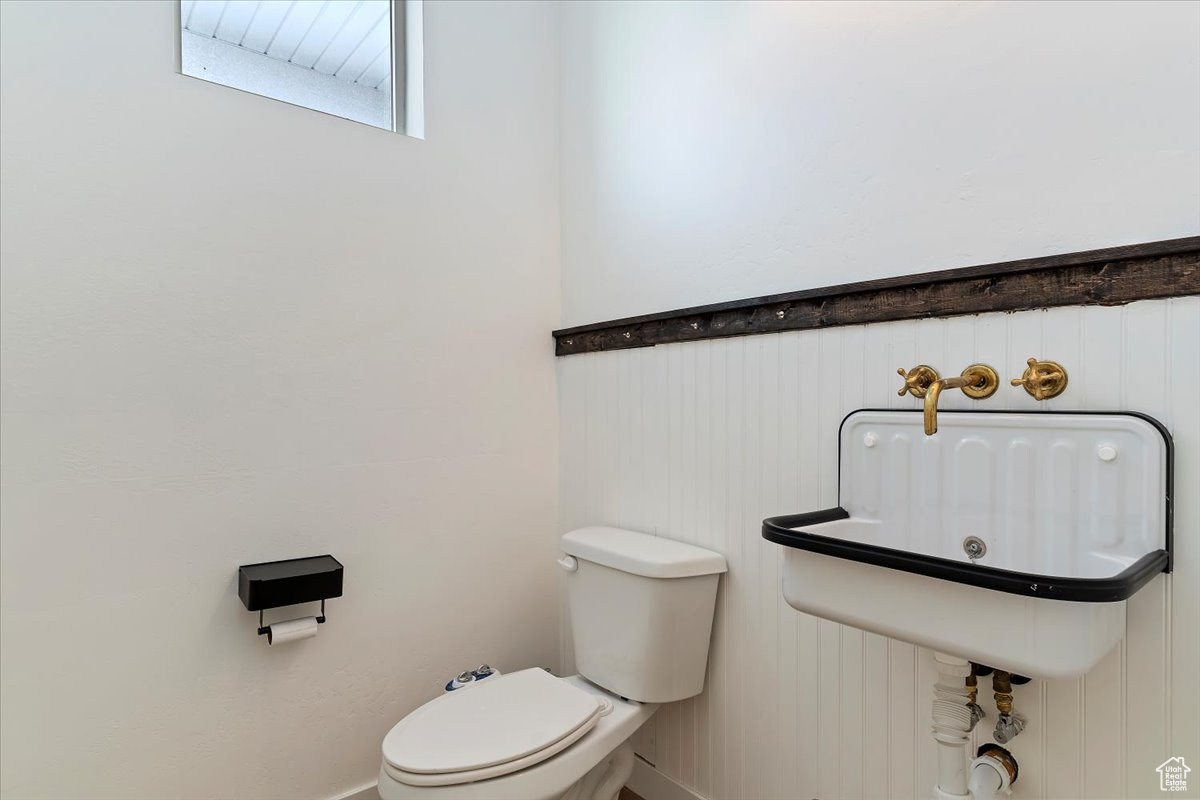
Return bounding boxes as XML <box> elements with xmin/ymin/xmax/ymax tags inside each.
<box><xmin>562</xmin><ymin>527</ymin><xmax>728</xmax><ymax>578</ymax></box>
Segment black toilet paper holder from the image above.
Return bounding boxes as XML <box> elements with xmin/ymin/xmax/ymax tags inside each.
<box><xmin>237</xmin><ymin>555</ymin><xmax>343</xmax><ymax>637</ymax></box>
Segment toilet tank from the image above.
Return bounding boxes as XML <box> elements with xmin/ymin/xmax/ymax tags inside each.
<box><xmin>560</xmin><ymin>527</ymin><xmax>727</xmax><ymax>704</ymax></box>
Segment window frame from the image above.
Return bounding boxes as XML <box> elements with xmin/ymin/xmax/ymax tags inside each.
<box><xmin>174</xmin><ymin>0</ymin><xmax>424</xmax><ymax>138</ymax></box>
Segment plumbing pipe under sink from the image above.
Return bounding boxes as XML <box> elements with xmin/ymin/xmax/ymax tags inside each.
<box><xmin>932</xmin><ymin>653</ymin><xmax>974</xmax><ymax>799</ymax></box>
<box><xmin>968</xmin><ymin>758</ymin><xmax>1007</xmax><ymax>800</ymax></box>
<box><xmin>932</xmin><ymin>652</ymin><xmax>1019</xmax><ymax>800</ymax></box>
<box><xmin>970</xmin><ymin>744</ymin><xmax>1018</xmax><ymax>800</ymax></box>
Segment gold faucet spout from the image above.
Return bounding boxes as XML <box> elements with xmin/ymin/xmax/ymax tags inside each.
<box><xmin>922</xmin><ymin>364</ymin><xmax>1000</xmax><ymax>436</ymax></box>
<box><xmin>924</xmin><ymin>376</ymin><xmax>967</xmax><ymax>435</ymax></box>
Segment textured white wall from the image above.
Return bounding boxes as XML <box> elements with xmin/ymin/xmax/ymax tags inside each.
<box><xmin>558</xmin><ymin>299</ymin><xmax>1200</xmax><ymax>800</ymax></box>
<box><xmin>0</xmin><ymin>2</ymin><xmax>560</xmax><ymax>799</ymax></box>
<box><xmin>559</xmin><ymin>0</ymin><xmax>1200</xmax><ymax>327</ymax></box>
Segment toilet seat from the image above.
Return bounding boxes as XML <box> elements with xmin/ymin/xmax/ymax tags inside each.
<box><xmin>382</xmin><ymin>669</ymin><xmax>605</xmax><ymax>787</ymax></box>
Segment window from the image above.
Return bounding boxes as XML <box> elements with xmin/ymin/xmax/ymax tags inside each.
<box><xmin>179</xmin><ymin>0</ymin><xmax>423</xmax><ymax>136</ymax></box>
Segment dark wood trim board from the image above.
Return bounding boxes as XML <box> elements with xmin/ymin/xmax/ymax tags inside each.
<box><xmin>553</xmin><ymin>237</ymin><xmax>1200</xmax><ymax>356</ymax></box>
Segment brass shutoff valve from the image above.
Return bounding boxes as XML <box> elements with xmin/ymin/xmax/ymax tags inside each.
<box><xmin>992</xmin><ymin>670</ymin><xmax>1026</xmax><ymax>744</ymax></box>
<box><xmin>966</xmin><ymin>665</ymin><xmax>986</xmax><ymax>729</ymax></box>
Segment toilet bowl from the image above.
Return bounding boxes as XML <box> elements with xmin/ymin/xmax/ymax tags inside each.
<box><xmin>378</xmin><ymin>527</ymin><xmax>727</xmax><ymax>800</ymax></box>
<box><xmin>377</xmin><ymin>672</ymin><xmax>656</xmax><ymax>800</ymax></box>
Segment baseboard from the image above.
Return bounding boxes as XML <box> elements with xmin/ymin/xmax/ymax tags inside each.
<box><xmin>627</xmin><ymin>757</ymin><xmax>706</xmax><ymax>800</ymax></box>
<box><xmin>328</xmin><ymin>781</ymin><xmax>377</xmax><ymax>800</ymax></box>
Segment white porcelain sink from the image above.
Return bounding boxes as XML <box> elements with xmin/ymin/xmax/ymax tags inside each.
<box><xmin>763</xmin><ymin>410</ymin><xmax>1172</xmax><ymax>679</ymax></box>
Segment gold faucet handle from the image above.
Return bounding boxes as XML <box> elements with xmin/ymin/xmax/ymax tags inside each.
<box><xmin>1010</xmin><ymin>358</ymin><xmax>1068</xmax><ymax>400</ymax></box>
<box><xmin>897</xmin><ymin>365</ymin><xmax>939</xmax><ymax>398</ymax></box>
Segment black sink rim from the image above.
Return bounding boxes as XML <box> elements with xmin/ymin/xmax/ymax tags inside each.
<box><xmin>762</xmin><ymin>506</ymin><xmax>1169</xmax><ymax>603</ymax></box>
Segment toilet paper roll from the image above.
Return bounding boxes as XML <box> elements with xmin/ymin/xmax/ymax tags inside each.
<box><xmin>267</xmin><ymin>616</ymin><xmax>319</xmax><ymax>645</ymax></box>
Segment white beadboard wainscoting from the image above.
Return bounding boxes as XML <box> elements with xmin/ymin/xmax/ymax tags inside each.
<box><xmin>557</xmin><ymin>297</ymin><xmax>1199</xmax><ymax>800</ymax></box>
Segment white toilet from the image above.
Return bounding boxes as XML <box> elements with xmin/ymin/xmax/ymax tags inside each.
<box><xmin>377</xmin><ymin>527</ymin><xmax>727</xmax><ymax>800</ymax></box>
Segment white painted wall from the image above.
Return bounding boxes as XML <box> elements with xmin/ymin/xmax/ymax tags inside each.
<box><xmin>0</xmin><ymin>1</ymin><xmax>560</xmax><ymax>799</ymax></box>
<box><xmin>558</xmin><ymin>298</ymin><xmax>1200</xmax><ymax>800</ymax></box>
<box><xmin>559</xmin><ymin>0</ymin><xmax>1200</xmax><ymax>327</ymax></box>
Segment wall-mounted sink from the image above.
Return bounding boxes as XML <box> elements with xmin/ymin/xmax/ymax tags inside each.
<box><xmin>763</xmin><ymin>410</ymin><xmax>1172</xmax><ymax>679</ymax></box>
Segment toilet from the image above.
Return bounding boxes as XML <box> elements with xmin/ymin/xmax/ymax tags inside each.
<box><xmin>377</xmin><ymin>527</ymin><xmax>727</xmax><ymax>800</ymax></box>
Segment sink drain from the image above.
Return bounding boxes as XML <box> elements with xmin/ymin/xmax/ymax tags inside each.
<box><xmin>963</xmin><ymin>536</ymin><xmax>987</xmax><ymax>560</ymax></box>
